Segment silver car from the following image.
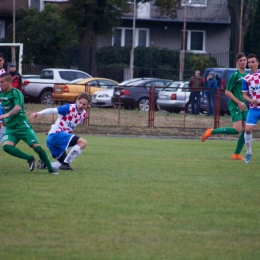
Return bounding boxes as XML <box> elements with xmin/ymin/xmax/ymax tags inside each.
<box><xmin>157</xmin><ymin>81</ymin><xmax>190</xmax><ymax>113</ymax></box>
<box><xmin>91</xmin><ymin>89</ymin><xmax>114</xmax><ymax>107</ymax></box>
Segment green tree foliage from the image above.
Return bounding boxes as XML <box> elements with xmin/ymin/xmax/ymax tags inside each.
<box><xmin>244</xmin><ymin>0</ymin><xmax>260</xmax><ymax>57</ymax></box>
<box><xmin>12</xmin><ymin>4</ymin><xmax>77</xmax><ymax>65</ymax></box>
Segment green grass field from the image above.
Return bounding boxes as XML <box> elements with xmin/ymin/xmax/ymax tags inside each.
<box><xmin>0</xmin><ymin>135</ymin><xmax>260</xmax><ymax>260</ymax></box>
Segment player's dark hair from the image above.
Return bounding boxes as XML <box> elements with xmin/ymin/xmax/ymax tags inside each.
<box><xmin>0</xmin><ymin>53</ymin><xmax>4</xmax><ymax>59</ymax></box>
<box><xmin>0</xmin><ymin>72</ymin><xmax>12</xmax><ymax>81</ymax></box>
<box><xmin>77</xmin><ymin>92</ymin><xmax>91</xmax><ymax>103</ymax></box>
<box><xmin>247</xmin><ymin>53</ymin><xmax>259</xmax><ymax>62</ymax></box>
<box><xmin>236</xmin><ymin>52</ymin><xmax>246</xmax><ymax>61</ymax></box>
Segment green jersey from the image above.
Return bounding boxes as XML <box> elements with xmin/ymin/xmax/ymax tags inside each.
<box><xmin>225</xmin><ymin>70</ymin><xmax>248</xmax><ymax>109</ymax></box>
<box><xmin>0</xmin><ymin>88</ymin><xmax>28</xmax><ymax>129</ymax></box>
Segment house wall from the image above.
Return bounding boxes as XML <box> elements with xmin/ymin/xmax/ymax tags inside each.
<box><xmin>97</xmin><ymin>20</ymin><xmax>230</xmax><ymax>55</ymax></box>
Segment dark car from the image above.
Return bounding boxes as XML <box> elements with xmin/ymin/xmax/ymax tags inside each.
<box><xmin>112</xmin><ymin>78</ymin><xmax>172</xmax><ymax>111</ymax></box>
<box><xmin>203</xmin><ymin>68</ymin><xmax>250</xmax><ymax>115</ymax></box>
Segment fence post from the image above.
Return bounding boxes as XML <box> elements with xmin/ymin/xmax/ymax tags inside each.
<box><xmin>214</xmin><ymin>88</ymin><xmax>220</xmax><ymax>128</ymax></box>
<box><xmin>148</xmin><ymin>86</ymin><xmax>155</xmax><ymax>127</ymax></box>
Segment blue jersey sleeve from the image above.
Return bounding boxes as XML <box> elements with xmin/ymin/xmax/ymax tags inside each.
<box><xmin>57</xmin><ymin>103</ymin><xmax>70</xmax><ymax>116</ymax></box>
<box><xmin>242</xmin><ymin>79</ymin><xmax>248</xmax><ymax>92</ymax></box>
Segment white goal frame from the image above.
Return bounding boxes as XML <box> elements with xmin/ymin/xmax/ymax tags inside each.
<box><xmin>0</xmin><ymin>43</ymin><xmax>24</xmax><ymax>74</ymax></box>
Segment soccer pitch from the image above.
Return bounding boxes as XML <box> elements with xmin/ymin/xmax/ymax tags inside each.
<box><xmin>0</xmin><ymin>135</ymin><xmax>259</xmax><ymax>260</ymax></box>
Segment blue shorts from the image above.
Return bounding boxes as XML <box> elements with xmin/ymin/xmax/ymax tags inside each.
<box><xmin>46</xmin><ymin>132</ymin><xmax>74</xmax><ymax>159</ymax></box>
<box><xmin>246</xmin><ymin>108</ymin><xmax>260</xmax><ymax>125</ymax></box>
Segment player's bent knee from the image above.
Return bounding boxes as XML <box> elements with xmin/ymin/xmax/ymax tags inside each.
<box><xmin>77</xmin><ymin>138</ymin><xmax>87</xmax><ymax>149</ymax></box>
<box><xmin>33</xmin><ymin>145</ymin><xmax>43</xmax><ymax>154</ymax></box>
<box><xmin>2</xmin><ymin>144</ymin><xmax>13</xmax><ymax>153</ymax></box>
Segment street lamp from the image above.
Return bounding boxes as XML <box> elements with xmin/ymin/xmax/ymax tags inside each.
<box><xmin>179</xmin><ymin>0</ymin><xmax>187</xmax><ymax>80</ymax></box>
<box><xmin>239</xmin><ymin>0</ymin><xmax>243</xmax><ymax>53</ymax></box>
<box><xmin>130</xmin><ymin>0</ymin><xmax>136</xmax><ymax>79</ymax></box>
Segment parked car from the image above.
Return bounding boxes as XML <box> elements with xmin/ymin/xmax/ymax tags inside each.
<box><xmin>203</xmin><ymin>68</ymin><xmax>250</xmax><ymax>115</ymax></box>
<box><xmin>157</xmin><ymin>81</ymin><xmax>190</xmax><ymax>113</ymax></box>
<box><xmin>91</xmin><ymin>89</ymin><xmax>114</xmax><ymax>107</ymax></box>
<box><xmin>112</xmin><ymin>78</ymin><xmax>172</xmax><ymax>111</ymax></box>
<box><xmin>53</xmin><ymin>78</ymin><xmax>118</xmax><ymax>103</ymax></box>
<box><xmin>23</xmin><ymin>68</ymin><xmax>91</xmax><ymax>104</ymax></box>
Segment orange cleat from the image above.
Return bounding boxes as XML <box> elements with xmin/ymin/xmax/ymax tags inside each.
<box><xmin>232</xmin><ymin>154</ymin><xmax>245</xmax><ymax>161</ymax></box>
<box><xmin>201</xmin><ymin>128</ymin><xmax>213</xmax><ymax>142</ymax></box>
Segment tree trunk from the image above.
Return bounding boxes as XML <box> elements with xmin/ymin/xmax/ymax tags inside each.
<box><xmin>228</xmin><ymin>0</ymin><xmax>252</xmax><ymax>66</ymax></box>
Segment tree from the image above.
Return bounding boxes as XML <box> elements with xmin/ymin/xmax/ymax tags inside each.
<box><xmin>244</xmin><ymin>0</ymin><xmax>259</xmax><ymax>56</ymax></box>
<box><xmin>227</xmin><ymin>0</ymin><xmax>253</xmax><ymax>66</ymax></box>
<box><xmin>12</xmin><ymin>4</ymin><xmax>77</xmax><ymax>65</ymax></box>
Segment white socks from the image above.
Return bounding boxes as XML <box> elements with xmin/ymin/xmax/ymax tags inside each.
<box><xmin>244</xmin><ymin>133</ymin><xmax>252</xmax><ymax>155</ymax></box>
<box><xmin>64</xmin><ymin>144</ymin><xmax>82</xmax><ymax>163</ymax></box>
<box><xmin>0</xmin><ymin>126</ymin><xmax>6</xmax><ymax>141</ymax></box>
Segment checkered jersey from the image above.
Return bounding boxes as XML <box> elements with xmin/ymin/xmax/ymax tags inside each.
<box><xmin>0</xmin><ymin>68</ymin><xmax>6</xmax><ymax>92</ymax></box>
<box><xmin>49</xmin><ymin>103</ymin><xmax>87</xmax><ymax>134</ymax></box>
<box><xmin>242</xmin><ymin>71</ymin><xmax>260</xmax><ymax>109</ymax></box>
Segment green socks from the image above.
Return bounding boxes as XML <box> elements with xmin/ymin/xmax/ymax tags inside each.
<box><xmin>33</xmin><ymin>146</ymin><xmax>54</xmax><ymax>172</ymax></box>
<box><xmin>234</xmin><ymin>130</ymin><xmax>245</xmax><ymax>154</ymax></box>
<box><xmin>3</xmin><ymin>144</ymin><xmax>32</xmax><ymax>160</ymax></box>
<box><xmin>212</xmin><ymin>127</ymin><xmax>239</xmax><ymax>135</ymax></box>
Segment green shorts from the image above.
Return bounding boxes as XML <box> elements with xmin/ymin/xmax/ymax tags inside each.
<box><xmin>2</xmin><ymin>120</ymin><xmax>39</xmax><ymax>146</ymax></box>
<box><xmin>229</xmin><ymin>104</ymin><xmax>248</xmax><ymax>123</ymax></box>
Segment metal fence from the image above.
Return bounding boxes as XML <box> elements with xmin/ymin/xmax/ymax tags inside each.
<box><xmin>26</xmin><ymin>86</ymin><xmax>260</xmax><ymax>138</ymax></box>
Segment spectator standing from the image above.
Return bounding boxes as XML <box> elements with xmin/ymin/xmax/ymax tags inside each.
<box><xmin>242</xmin><ymin>54</ymin><xmax>260</xmax><ymax>164</ymax></box>
<box><xmin>202</xmin><ymin>52</ymin><xmax>248</xmax><ymax>161</ymax></box>
<box><xmin>205</xmin><ymin>71</ymin><xmax>217</xmax><ymax>116</ymax></box>
<box><xmin>188</xmin><ymin>70</ymin><xmax>204</xmax><ymax>115</ymax></box>
<box><xmin>9</xmin><ymin>64</ymin><xmax>22</xmax><ymax>92</ymax></box>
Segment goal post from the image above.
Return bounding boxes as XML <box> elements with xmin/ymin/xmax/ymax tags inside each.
<box><xmin>0</xmin><ymin>43</ymin><xmax>23</xmax><ymax>74</ymax></box>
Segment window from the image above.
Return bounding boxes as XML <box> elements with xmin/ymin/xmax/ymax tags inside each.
<box><xmin>182</xmin><ymin>30</ymin><xmax>206</xmax><ymax>52</ymax></box>
<box><xmin>0</xmin><ymin>20</ymin><xmax>5</xmax><ymax>39</ymax></box>
<box><xmin>112</xmin><ymin>28</ymin><xmax>149</xmax><ymax>47</ymax></box>
<box><xmin>182</xmin><ymin>0</ymin><xmax>207</xmax><ymax>6</ymax></box>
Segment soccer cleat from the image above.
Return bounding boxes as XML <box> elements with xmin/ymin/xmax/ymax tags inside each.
<box><xmin>232</xmin><ymin>154</ymin><xmax>245</xmax><ymax>161</ymax></box>
<box><xmin>49</xmin><ymin>170</ymin><xmax>59</xmax><ymax>175</ymax></box>
<box><xmin>27</xmin><ymin>156</ymin><xmax>35</xmax><ymax>171</ymax></box>
<box><xmin>245</xmin><ymin>154</ymin><xmax>252</xmax><ymax>164</ymax></box>
<box><xmin>59</xmin><ymin>163</ymin><xmax>74</xmax><ymax>171</ymax></box>
<box><xmin>201</xmin><ymin>128</ymin><xmax>213</xmax><ymax>142</ymax></box>
<box><xmin>36</xmin><ymin>159</ymin><xmax>47</xmax><ymax>169</ymax></box>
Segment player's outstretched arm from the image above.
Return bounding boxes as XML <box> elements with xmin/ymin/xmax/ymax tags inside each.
<box><xmin>31</xmin><ymin>108</ymin><xmax>58</xmax><ymax>119</ymax></box>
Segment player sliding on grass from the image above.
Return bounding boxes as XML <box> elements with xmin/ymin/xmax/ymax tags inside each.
<box><xmin>0</xmin><ymin>73</ymin><xmax>58</xmax><ymax>174</ymax></box>
<box><xmin>201</xmin><ymin>53</ymin><xmax>248</xmax><ymax>161</ymax></box>
<box><xmin>31</xmin><ymin>92</ymin><xmax>91</xmax><ymax>171</ymax></box>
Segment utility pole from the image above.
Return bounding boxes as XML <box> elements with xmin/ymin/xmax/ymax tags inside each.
<box><xmin>179</xmin><ymin>0</ymin><xmax>187</xmax><ymax>80</ymax></box>
<box><xmin>238</xmin><ymin>0</ymin><xmax>243</xmax><ymax>52</ymax></box>
<box><xmin>12</xmin><ymin>0</ymin><xmax>16</xmax><ymax>65</ymax></box>
<box><xmin>130</xmin><ymin>0</ymin><xmax>136</xmax><ymax>79</ymax></box>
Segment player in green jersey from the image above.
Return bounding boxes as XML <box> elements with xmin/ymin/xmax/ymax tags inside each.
<box><xmin>0</xmin><ymin>73</ymin><xmax>58</xmax><ymax>174</ymax></box>
<box><xmin>201</xmin><ymin>53</ymin><xmax>248</xmax><ymax>161</ymax></box>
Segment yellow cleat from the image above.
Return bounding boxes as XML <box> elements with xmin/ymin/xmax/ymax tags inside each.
<box><xmin>201</xmin><ymin>128</ymin><xmax>213</xmax><ymax>142</ymax></box>
<box><xmin>232</xmin><ymin>154</ymin><xmax>245</xmax><ymax>161</ymax></box>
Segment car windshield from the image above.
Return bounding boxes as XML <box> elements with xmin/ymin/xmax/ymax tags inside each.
<box><xmin>162</xmin><ymin>82</ymin><xmax>180</xmax><ymax>91</ymax></box>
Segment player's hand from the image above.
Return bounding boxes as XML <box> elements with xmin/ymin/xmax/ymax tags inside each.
<box><xmin>31</xmin><ymin>112</ymin><xmax>39</xmax><ymax>118</ymax></box>
<box><xmin>238</xmin><ymin>101</ymin><xmax>247</xmax><ymax>111</ymax></box>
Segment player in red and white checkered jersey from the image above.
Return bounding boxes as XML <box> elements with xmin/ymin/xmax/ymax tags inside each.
<box><xmin>242</xmin><ymin>54</ymin><xmax>260</xmax><ymax>163</ymax></box>
<box><xmin>31</xmin><ymin>92</ymin><xmax>91</xmax><ymax>171</ymax></box>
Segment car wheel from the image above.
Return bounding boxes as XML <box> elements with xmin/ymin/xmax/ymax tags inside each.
<box><xmin>41</xmin><ymin>91</ymin><xmax>53</xmax><ymax>105</ymax></box>
<box><xmin>138</xmin><ymin>98</ymin><xmax>149</xmax><ymax>111</ymax></box>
